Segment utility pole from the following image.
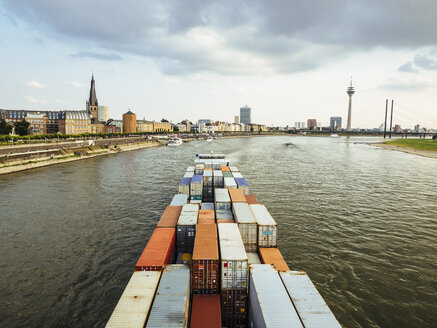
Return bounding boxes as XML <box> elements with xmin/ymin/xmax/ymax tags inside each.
<box><xmin>383</xmin><ymin>99</ymin><xmax>388</xmax><ymax>139</ymax></box>
<box><xmin>389</xmin><ymin>100</ymin><xmax>394</xmax><ymax>139</ymax></box>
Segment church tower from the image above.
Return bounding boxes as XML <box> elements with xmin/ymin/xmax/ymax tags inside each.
<box><xmin>87</xmin><ymin>74</ymin><xmax>98</xmax><ymax>120</ymax></box>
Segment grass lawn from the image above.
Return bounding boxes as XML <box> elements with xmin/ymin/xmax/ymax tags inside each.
<box><xmin>385</xmin><ymin>139</ymin><xmax>437</xmax><ymax>152</ymax></box>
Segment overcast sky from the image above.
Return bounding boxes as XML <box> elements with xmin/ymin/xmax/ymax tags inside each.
<box><xmin>1</xmin><ymin>0</ymin><xmax>436</xmax><ymax>128</ymax></box>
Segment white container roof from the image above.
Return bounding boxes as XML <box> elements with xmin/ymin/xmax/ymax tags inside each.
<box><xmin>250</xmin><ymin>204</ymin><xmax>277</xmax><ymax>226</ymax></box>
<box><xmin>218</xmin><ymin>223</ymin><xmax>247</xmax><ymax>260</ymax></box>
<box><xmin>233</xmin><ymin>202</ymin><xmax>256</xmax><ymax>224</ymax></box>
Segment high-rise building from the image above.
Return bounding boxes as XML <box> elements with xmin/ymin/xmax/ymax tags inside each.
<box><xmin>346</xmin><ymin>79</ymin><xmax>355</xmax><ymax>131</ymax></box>
<box><xmin>307</xmin><ymin>119</ymin><xmax>317</xmax><ymax>130</ymax></box>
<box><xmin>414</xmin><ymin>124</ymin><xmax>420</xmax><ymax>132</ymax></box>
<box><xmin>87</xmin><ymin>74</ymin><xmax>98</xmax><ymax>120</ymax></box>
<box><xmin>234</xmin><ymin>116</ymin><xmax>239</xmax><ymax>124</ymax></box>
<box><xmin>330</xmin><ymin>117</ymin><xmax>342</xmax><ymax>129</ymax></box>
<box><xmin>240</xmin><ymin>105</ymin><xmax>252</xmax><ymax>124</ymax></box>
<box><xmin>295</xmin><ymin>122</ymin><xmax>306</xmax><ymax>129</ymax></box>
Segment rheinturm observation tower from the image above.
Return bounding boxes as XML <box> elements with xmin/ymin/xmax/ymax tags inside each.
<box><xmin>346</xmin><ymin>79</ymin><xmax>355</xmax><ymax>131</ymax></box>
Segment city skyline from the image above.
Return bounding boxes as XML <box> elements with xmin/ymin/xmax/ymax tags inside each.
<box><xmin>1</xmin><ymin>2</ymin><xmax>437</xmax><ymax>129</ymax></box>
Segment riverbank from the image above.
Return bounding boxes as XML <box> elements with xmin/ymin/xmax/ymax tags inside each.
<box><xmin>0</xmin><ymin>141</ymin><xmax>162</xmax><ymax>175</ymax></box>
<box><xmin>370</xmin><ymin>140</ymin><xmax>437</xmax><ymax>159</ymax></box>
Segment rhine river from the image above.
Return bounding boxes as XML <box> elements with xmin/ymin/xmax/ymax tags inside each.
<box><xmin>1</xmin><ymin>136</ymin><xmax>436</xmax><ymax>327</ymax></box>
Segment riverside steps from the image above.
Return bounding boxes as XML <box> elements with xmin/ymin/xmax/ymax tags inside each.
<box><xmin>106</xmin><ymin>153</ymin><xmax>342</xmax><ymax>328</ymax></box>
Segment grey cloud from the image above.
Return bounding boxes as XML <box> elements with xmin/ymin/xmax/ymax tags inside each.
<box><xmin>70</xmin><ymin>52</ymin><xmax>123</xmax><ymax>61</ymax></box>
<box><xmin>2</xmin><ymin>0</ymin><xmax>437</xmax><ymax>75</ymax></box>
<box><xmin>380</xmin><ymin>79</ymin><xmax>431</xmax><ymax>91</ymax></box>
<box><xmin>398</xmin><ymin>62</ymin><xmax>418</xmax><ymax>73</ymax></box>
<box><xmin>414</xmin><ymin>52</ymin><xmax>437</xmax><ymax>70</ymax></box>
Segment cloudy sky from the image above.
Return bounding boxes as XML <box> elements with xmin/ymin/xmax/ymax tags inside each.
<box><xmin>1</xmin><ymin>0</ymin><xmax>436</xmax><ymax>128</ymax></box>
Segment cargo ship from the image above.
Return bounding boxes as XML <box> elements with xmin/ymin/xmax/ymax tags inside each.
<box><xmin>106</xmin><ymin>153</ymin><xmax>341</xmax><ymax>328</ymax></box>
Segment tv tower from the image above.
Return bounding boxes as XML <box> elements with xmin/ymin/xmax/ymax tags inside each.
<box><xmin>346</xmin><ymin>78</ymin><xmax>355</xmax><ymax>131</ymax></box>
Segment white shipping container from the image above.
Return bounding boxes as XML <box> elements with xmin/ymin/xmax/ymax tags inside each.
<box><xmin>190</xmin><ymin>175</ymin><xmax>203</xmax><ymax>197</ymax></box>
<box><xmin>190</xmin><ymin>200</ymin><xmax>202</xmax><ymax>205</ymax></box>
<box><xmin>183</xmin><ymin>172</ymin><xmax>194</xmax><ymax>178</ymax></box>
<box><xmin>204</xmin><ymin>159</ymin><xmax>213</xmax><ymax>169</ymax></box>
<box><xmin>247</xmin><ymin>252</ymin><xmax>261</xmax><ymax>265</ymax></box>
<box><xmin>146</xmin><ymin>265</ymin><xmax>190</xmax><ymax>328</ymax></box>
<box><xmin>224</xmin><ymin>177</ymin><xmax>237</xmax><ymax>189</ymax></box>
<box><xmin>216</xmin><ymin>209</ymin><xmax>233</xmax><ymax>220</ymax></box>
<box><xmin>250</xmin><ymin>204</ymin><xmax>278</xmax><ymax>247</ymax></box>
<box><xmin>249</xmin><ymin>265</ymin><xmax>303</xmax><ymax>328</ymax></box>
<box><xmin>203</xmin><ymin>170</ymin><xmax>213</xmax><ymax>186</ymax></box>
<box><xmin>186</xmin><ymin>166</ymin><xmax>195</xmax><ymax>172</ymax></box>
<box><xmin>280</xmin><ymin>271</ymin><xmax>341</xmax><ymax>328</ymax></box>
<box><xmin>178</xmin><ymin>204</ymin><xmax>199</xmax><ymax>225</ymax></box>
<box><xmin>230</xmin><ymin>166</ymin><xmax>239</xmax><ymax>172</ymax></box>
<box><xmin>232</xmin><ymin>172</ymin><xmax>243</xmax><ymax>179</ymax></box>
<box><xmin>201</xmin><ymin>202</ymin><xmax>215</xmax><ymax>210</ymax></box>
<box><xmin>170</xmin><ymin>194</ymin><xmax>188</xmax><ymax>206</ymax></box>
<box><xmin>215</xmin><ymin>188</ymin><xmax>231</xmax><ymax>210</ymax></box>
<box><xmin>106</xmin><ymin>271</ymin><xmax>161</xmax><ymax>328</ymax></box>
<box><xmin>232</xmin><ymin>203</ymin><xmax>257</xmax><ymax>252</ymax></box>
<box><xmin>218</xmin><ymin>223</ymin><xmax>248</xmax><ymax>291</ymax></box>
<box><xmin>213</xmin><ymin>170</ymin><xmax>224</xmax><ymax>188</ymax></box>
<box><xmin>195</xmin><ymin>164</ymin><xmax>204</xmax><ymax>175</ymax></box>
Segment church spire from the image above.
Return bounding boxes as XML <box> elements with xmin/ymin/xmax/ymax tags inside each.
<box><xmin>89</xmin><ymin>74</ymin><xmax>98</xmax><ymax>107</ymax></box>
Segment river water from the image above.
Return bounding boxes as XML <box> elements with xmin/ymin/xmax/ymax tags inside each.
<box><xmin>1</xmin><ymin>136</ymin><xmax>436</xmax><ymax>327</ymax></box>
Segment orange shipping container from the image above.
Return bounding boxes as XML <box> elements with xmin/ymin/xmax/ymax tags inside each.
<box><xmin>217</xmin><ymin>219</ymin><xmax>234</xmax><ymax>224</ymax></box>
<box><xmin>192</xmin><ymin>223</ymin><xmax>219</xmax><ymax>293</ymax></box>
<box><xmin>157</xmin><ymin>206</ymin><xmax>182</xmax><ymax>228</ymax></box>
<box><xmin>228</xmin><ymin>188</ymin><xmax>247</xmax><ymax>203</ymax></box>
<box><xmin>258</xmin><ymin>247</ymin><xmax>290</xmax><ymax>272</ymax></box>
<box><xmin>199</xmin><ymin>209</ymin><xmax>215</xmax><ymax>220</ymax></box>
<box><xmin>198</xmin><ymin>219</ymin><xmax>215</xmax><ymax>224</ymax></box>
<box><xmin>204</xmin><ymin>168</ymin><xmax>213</xmax><ymax>171</ymax></box>
<box><xmin>221</xmin><ymin>166</ymin><xmax>230</xmax><ymax>172</ymax></box>
<box><xmin>245</xmin><ymin>194</ymin><xmax>259</xmax><ymax>205</ymax></box>
<box><xmin>190</xmin><ymin>295</ymin><xmax>222</xmax><ymax>328</ymax></box>
<box><xmin>135</xmin><ymin>228</ymin><xmax>175</xmax><ymax>271</ymax></box>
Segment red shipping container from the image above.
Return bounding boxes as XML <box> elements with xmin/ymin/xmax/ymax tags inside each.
<box><xmin>244</xmin><ymin>194</ymin><xmax>258</xmax><ymax>205</ymax></box>
<box><xmin>135</xmin><ymin>228</ymin><xmax>175</xmax><ymax>271</ymax></box>
<box><xmin>192</xmin><ymin>224</ymin><xmax>219</xmax><ymax>293</ymax></box>
<box><xmin>157</xmin><ymin>206</ymin><xmax>182</xmax><ymax>228</ymax></box>
<box><xmin>190</xmin><ymin>295</ymin><xmax>222</xmax><ymax>328</ymax></box>
<box><xmin>221</xmin><ymin>290</ymin><xmax>248</xmax><ymax>328</ymax></box>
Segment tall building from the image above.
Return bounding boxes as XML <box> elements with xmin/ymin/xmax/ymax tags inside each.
<box><xmin>346</xmin><ymin>79</ymin><xmax>355</xmax><ymax>131</ymax></box>
<box><xmin>295</xmin><ymin>122</ymin><xmax>306</xmax><ymax>129</ymax></box>
<box><xmin>240</xmin><ymin>105</ymin><xmax>252</xmax><ymax>124</ymax></box>
<box><xmin>330</xmin><ymin>117</ymin><xmax>342</xmax><ymax>129</ymax></box>
<box><xmin>87</xmin><ymin>74</ymin><xmax>98</xmax><ymax>120</ymax></box>
<box><xmin>307</xmin><ymin>119</ymin><xmax>317</xmax><ymax>130</ymax></box>
<box><xmin>123</xmin><ymin>110</ymin><xmax>137</xmax><ymax>133</ymax></box>
<box><xmin>234</xmin><ymin>116</ymin><xmax>239</xmax><ymax>124</ymax></box>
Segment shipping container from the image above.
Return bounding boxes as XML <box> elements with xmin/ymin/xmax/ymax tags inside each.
<box><xmin>176</xmin><ymin>252</ymin><xmax>192</xmax><ymax>265</ymax></box>
<box><xmin>228</xmin><ymin>188</ymin><xmax>247</xmax><ymax>203</ymax></box>
<box><xmin>204</xmin><ymin>160</ymin><xmax>213</xmax><ymax>169</ymax></box>
<box><xmin>201</xmin><ymin>202</ymin><xmax>215</xmax><ymax>210</ymax></box>
<box><xmin>199</xmin><ymin>209</ymin><xmax>215</xmax><ymax>221</ymax></box>
<box><xmin>217</xmin><ymin>219</ymin><xmax>235</xmax><ymax>224</ymax></box>
<box><xmin>218</xmin><ymin>223</ymin><xmax>248</xmax><ymax>291</ymax></box>
<box><xmin>190</xmin><ymin>295</ymin><xmax>222</xmax><ymax>328</ymax></box>
<box><xmin>221</xmin><ymin>166</ymin><xmax>230</xmax><ymax>172</ymax></box>
<box><xmin>186</xmin><ymin>166</ymin><xmax>195</xmax><ymax>172</ymax></box>
<box><xmin>106</xmin><ymin>271</ymin><xmax>161</xmax><ymax>328</ymax></box>
<box><xmin>247</xmin><ymin>252</ymin><xmax>261</xmax><ymax>265</ymax></box>
<box><xmin>146</xmin><ymin>265</ymin><xmax>190</xmax><ymax>328</ymax></box>
<box><xmin>198</xmin><ymin>218</ymin><xmax>215</xmax><ymax>224</ymax></box>
<box><xmin>212</xmin><ymin>159</ymin><xmax>225</xmax><ymax>170</ymax></box>
<box><xmin>183</xmin><ymin>172</ymin><xmax>194</xmax><ymax>178</ymax></box>
<box><xmin>249</xmin><ymin>204</ymin><xmax>277</xmax><ymax>247</ymax></box>
<box><xmin>190</xmin><ymin>195</ymin><xmax>202</xmax><ymax>201</ymax></box>
<box><xmin>215</xmin><ymin>189</ymin><xmax>231</xmax><ymax>210</ymax></box>
<box><xmin>190</xmin><ymin>199</ymin><xmax>202</xmax><ymax>205</ymax></box>
<box><xmin>135</xmin><ymin>228</ymin><xmax>175</xmax><ymax>271</ymax></box>
<box><xmin>192</xmin><ymin>223</ymin><xmax>220</xmax><ymax>293</ymax></box>
<box><xmin>249</xmin><ymin>265</ymin><xmax>303</xmax><ymax>328</ymax></box>
<box><xmin>177</xmin><ymin>204</ymin><xmax>199</xmax><ymax>253</ymax></box>
<box><xmin>202</xmin><ymin>170</ymin><xmax>214</xmax><ymax>202</ymax></box>
<box><xmin>230</xmin><ymin>166</ymin><xmax>239</xmax><ymax>172</ymax></box>
<box><xmin>170</xmin><ymin>194</ymin><xmax>188</xmax><ymax>206</ymax></box>
<box><xmin>244</xmin><ymin>194</ymin><xmax>258</xmax><ymax>205</ymax></box>
<box><xmin>232</xmin><ymin>203</ymin><xmax>257</xmax><ymax>252</ymax></box>
<box><xmin>195</xmin><ymin>164</ymin><xmax>204</xmax><ymax>175</ymax></box>
<box><xmin>232</xmin><ymin>172</ymin><xmax>243</xmax><ymax>179</ymax></box>
<box><xmin>235</xmin><ymin>178</ymin><xmax>249</xmax><ymax>195</ymax></box>
<box><xmin>213</xmin><ymin>170</ymin><xmax>224</xmax><ymax>188</ymax></box>
<box><xmin>222</xmin><ymin>171</ymin><xmax>234</xmax><ymax>178</ymax></box>
<box><xmin>179</xmin><ymin>177</ymin><xmax>191</xmax><ymax>196</ymax></box>
<box><xmin>216</xmin><ymin>209</ymin><xmax>233</xmax><ymax>220</ymax></box>
<box><xmin>221</xmin><ymin>290</ymin><xmax>248</xmax><ymax>328</ymax></box>
<box><xmin>224</xmin><ymin>177</ymin><xmax>238</xmax><ymax>189</ymax></box>
<box><xmin>157</xmin><ymin>205</ymin><xmax>182</xmax><ymax>228</ymax></box>
<box><xmin>259</xmin><ymin>248</ymin><xmax>290</xmax><ymax>272</ymax></box>
<box><xmin>281</xmin><ymin>271</ymin><xmax>341</xmax><ymax>328</ymax></box>
<box><xmin>191</xmin><ymin>175</ymin><xmax>203</xmax><ymax>198</ymax></box>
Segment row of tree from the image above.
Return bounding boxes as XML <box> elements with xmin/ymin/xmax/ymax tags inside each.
<box><xmin>0</xmin><ymin>120</ymin><xmax>30</xmax><ymax>136</ymax></box>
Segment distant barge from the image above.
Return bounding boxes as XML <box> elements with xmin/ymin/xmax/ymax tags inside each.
<box><xmin>106</xmin><ymin>153</ymin><xmax>341</xmax><ymax>328</ymax></box>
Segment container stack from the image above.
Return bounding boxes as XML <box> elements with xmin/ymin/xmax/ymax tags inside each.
<box><xmin>170</xmin><ymin>194</ymin><xmax>188</xmax><ymax>206</ymax></box>
<box><xmin>135</xmin><ymin>228</ymin><xmax>175</xmax><ymax>271</ymax></box>
<box><xmin>179</xmin><ymin>177</ymin><xmax>191</xmax><ymax>198</ymax></box>
<box><xmin>218</xmin><ymin>223</ymin><xmax>249</xmax><ymax>328</ymax></box>
<box><xmin>232</xmin><ymin>203</ymin><xmax>257</xmax><ymax>252</ymax></box>
<box><xmin>250</xmin><ymin>204</ymin><xmax>277</xmax><ymax>248</ymax></box>
<box><xmin>190</xmin><ymin>175</ymin><xmax>203</xmax><ymax>201</ymax></box>
<box><xmin>190</xmin><ymin>295</ymin><xmax>222</xmax><ymax>328</ymax></box>
<box><xmin>213</xmin><ymin>169</ymin><xmax>224</xmax><ymax>188</ymax></box>
<box><xmin>176</xmin><ymin>204</ymin><xmax>199</xmax><ymax>253</ymax></box>
<box><xmin>215</xmin><ymin>188</ymin><xmax>231</xmax><ymax>210</ymax></box>
<box><xmin>203</xmin><ymin>169</ymin><xmax>214</xmax><ymax>202</ymax></box>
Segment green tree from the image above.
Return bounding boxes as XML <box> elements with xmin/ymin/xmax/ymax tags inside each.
<box><xmin>161</xmin><ymin>118</ymin><xmax>169</xmax><ymax>122</ymax></box>
<box><xmin>0</xmin><ymin>119</ymin><xmax>13</xmax><ymax>135</ymax></box>
<box><xmin>15</xmin><ymin>120</ymin><xmax>30</xmax><ymax>136</ymax></box>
